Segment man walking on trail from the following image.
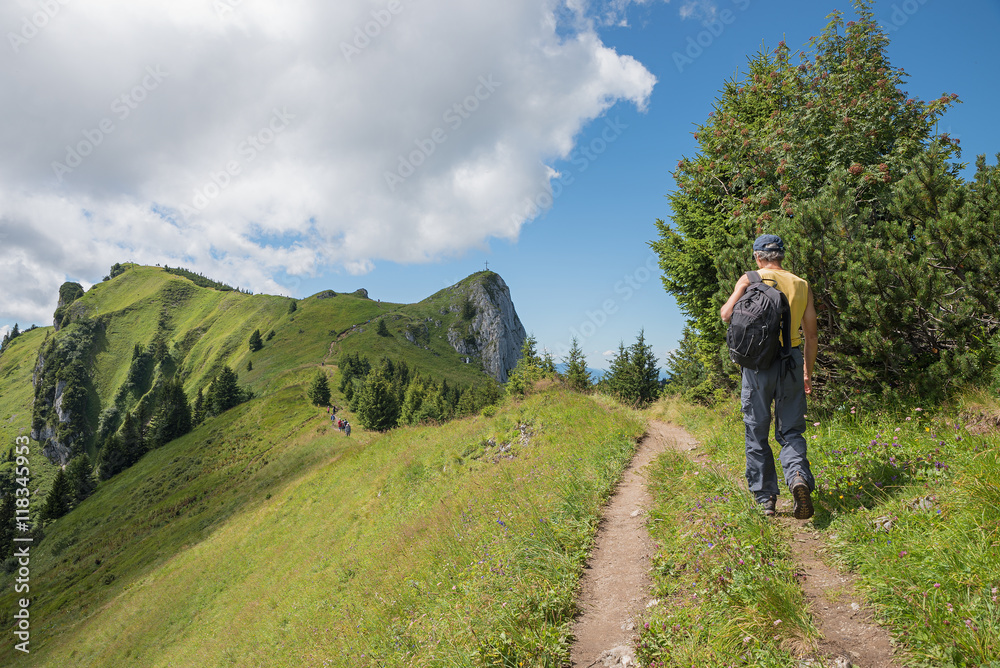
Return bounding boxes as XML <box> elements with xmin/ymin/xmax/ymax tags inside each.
<box><xmin>720</xmin><ymin>234</ymin><xmax>818</xmax><ymax>520</ymax></box>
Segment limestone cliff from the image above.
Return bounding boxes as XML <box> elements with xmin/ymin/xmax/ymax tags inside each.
<box><xmin>446</xmin><ymin>273</ymin><xmax>526</xmax><ymax>383</ymax></box>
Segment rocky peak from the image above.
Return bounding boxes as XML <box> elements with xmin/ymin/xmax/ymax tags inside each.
<box><xmin>447</xmin><ymin>273</ymin><xmax>526</xmax><ymax>383</ymax></box>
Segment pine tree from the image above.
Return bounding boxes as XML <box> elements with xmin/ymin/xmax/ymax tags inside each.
<box><xmin>192</xmin><ymin>388</ymin><xmax>205</xmax><ymax>426</ymax></box>
<box><xmin>121</xmin><ymin>411</ymin><xmax>145</xmax><ymax>467</ymax></box>
<box><xmin>153</xmin><ymin>378</ymin><xmax>192</xmax><ymax>446</ymax></box>
<box><xmin>40</xmin><ymin>468</ymin><xmax>72</xmax><ymax>523</ymax></box>
<box><xmin>400</xmin><ymin>377</ymin><xmax>429</xmax><ymax>425</ymax></box>
<box><xmin>356</xmin><ymin>368</ymin><xmax>400</xmax><ymax>431</ymax></box>
<box><xmin>65</xmin><ymin>454</ymin><xmax>96</xmax><ymax>505</ymax></box>
<box><xmin>209</xmin><ymin>366</ymin><xmax>242</xmax><ymax>415</ymax></box>
<box><xmin>376</xmin><ymin>319</ymin><xmax>391</xmax><ymax>337</ymax></box>
<box><xmin>249</xmin><ymin>329</ymin><xmax>264</xmax><ymax>352</ymax></box>
<box><xmin>604</xmin><ymin>331</ymin><xmax>660</xmax><ymax>407</ymax></box>
<box><xmin>541</xmin><ymin>350</ymin><xmax>556</xmax><ymax>375</ymax></box>
<box><xmin>97</xmin><ymin>434</ymin><xmax>127</xmax><ymax>480</ymax></box>
<box><xmin>651</xmin><ymin>0</ymin><xmax>970</xmax><ymax>401</ymax></box>
<box><xmin>506</xmin><ymin>334</ymin><xmax>542</xmax><ymax>397</ymax></box>
<box><xmin>564</xmin><ymin>337</ymin><xmax>592</xmax><ymax>392</ymax></box>
<box><xmin>308</xmin><ymin>371</ymin><xmax>331</xmax><ymax>406</ymax></box>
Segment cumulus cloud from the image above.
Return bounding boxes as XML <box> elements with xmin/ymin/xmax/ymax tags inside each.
<box><xmin>0</xmin><ymin>0</ymin><xmax>655</xmax><ymax>325</ymax></box>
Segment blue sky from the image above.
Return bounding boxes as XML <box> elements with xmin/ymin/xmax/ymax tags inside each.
<box><xmin>2</xmin><ymin>0</ymin><xmax>999</xmax><ymax>372</ymax></box>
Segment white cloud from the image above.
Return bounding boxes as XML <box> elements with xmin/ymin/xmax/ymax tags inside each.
<box><xmin>0</xmin><ymin>0</ymin><xmax>655</xmax><ymax>325</ymax></box>
<box><xmin>678</xmin><ymin>0</ymin><xmax>718</xmax><ymax>21</ymax></box>
<box><xmin>602</xmin><ymin>349</ymin><xmax>615</xmax><ymax>357</ymax></box>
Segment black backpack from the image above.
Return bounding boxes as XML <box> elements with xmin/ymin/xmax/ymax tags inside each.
<box><xmin>726</xmin><ymin>271</ymin><xmax>791</xmax><ymax>371</ymax></box>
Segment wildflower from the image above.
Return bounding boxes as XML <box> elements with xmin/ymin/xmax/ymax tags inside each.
<box><xmin>895</xmin><ymin>427</ymin><xmax>901</xmax><ymax>432</ymax></box>
<box><xmin>813</xmin><ymin>422</ymin><xmax>820</xmax><ymax>427</ymax></box>
<box><xmin>906</xmin><ymin>417</ymin><xmax>912</xmax><ymax>421</ymax></box>
<box><xmin>743</xmin><ymin>636</ymin><xmax>752</xmax><ymax>644</ymax></box>
<box><xmin>899</xmin><ymin>551</ymin><xmax>907</xmax><ymax>557</ymax></box>
<box><xmin>934</xmin><ymin>583</ymin><xmax>941</xmax><ymax>588</ymax></box>
<box><xmin>773</xmin><ymin>619</ymin><xmax>782</xmax><ymax>626</ymax></box>
<box><xmin>916</xmin><ymin>407</ymin><xmax>923</xmax><ymax>411</ymax></box>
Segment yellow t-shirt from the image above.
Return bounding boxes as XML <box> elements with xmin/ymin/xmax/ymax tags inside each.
<box><xmin>756</xmin><ymin>268</ymin><xmax>808</xmax><ymax>348</ymax></box>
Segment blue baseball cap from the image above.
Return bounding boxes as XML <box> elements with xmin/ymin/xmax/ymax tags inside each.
<box><xmin>752</xmin><ymin>234</ymin><xmax>785</xmax><ymax>252</ymax></box>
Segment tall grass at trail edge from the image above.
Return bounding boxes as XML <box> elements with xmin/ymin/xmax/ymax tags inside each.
<box><xmin>639</xmin><ymin>396</ymin><xmax>1000</xmax><ymax>668</ymax></box>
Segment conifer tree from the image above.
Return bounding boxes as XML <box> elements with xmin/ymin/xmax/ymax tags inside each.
<box><xmin>208</xmin><ymin>366</ymin><xmax>243</xmax><ymax>415</ymax></box>
<box><xmin>356</xmin><ymin>367</ymin><xmax>400</xmax><ymax>431</ymax></box>
<box><xmin>153</xmin><ymin>377</ymin><xmax>192</xmax><ymax>446</ymax></box>
<box><xmin>604</xmin><ymin>330</ymin><xmax>660</xmax><ymax>407</ymax></box>
<box><xmin>400</xmin><ymin>377</ymin><xmax>429</xmax><ymax>424</ymax></box>
<box><xmin>376</xmin><ymin>319</ymin><xmax>391</xmax><ymax>337</ymax></box>
<box><xmin>249</xmin><ymin>329</ymin><xmax>264</xmax><ymax>352</ymax></box>
<box><xmin>192</xmin><ymin>388</ymin><xmax>205</xmax><ymax>426</ymax></box>
<box><xmin>541</xmin><ymin>350</ymin><xmax>556</xmax><ymax>375</ymax></box>
<box><xmin>651</xmin><ymin>0</ymin><xmax>975</xmax><ymax>401</ymax></box>
<box><xmin>308</xmin><ymin>370</ymin><xmax>331</xmax><ymax>406</ymax></box>
<box><xmin>65</xmin><ymin>454</ymin><xmax>96</xmax><ymax>505</ymax></box>
<box><xmin>97</xmin><ymin>434</ymin><xmax>127</xmax><ymax>480</ymax></box>
<box><xmin>40</xmin><ymin>468</ymin><xmax>72</xmax><ymax>523</ymax></box>
<box><xmin>121</xmin><ymin>411</ymin><xmax>145</xmax><ymax>467</ymax></box>
<box><xmin>564</xmin><ymin>337</ymin><xmax>592</xmax><ymax>392</ymax></box>
<box><xmin>506</xmin><ymin>334</ymin><xmax>542</xmax><ymax>397</ymax></box>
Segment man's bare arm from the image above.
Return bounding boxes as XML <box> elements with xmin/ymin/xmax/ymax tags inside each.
<box><xmin>720</xmin><ymin>274</ymin><xmax>752</xmax><ymax>323</ymax></box>
<box><xmin>802</xmin><ymin>287</ymin><xmax>818</xmax><ymax>394</ymax></box>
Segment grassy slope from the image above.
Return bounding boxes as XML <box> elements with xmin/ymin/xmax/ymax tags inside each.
<box><xmin>0</xmin><ymin>328</ymin><xmax>63</xmax><ymax>499</ymax></box>
<box><xmin>2</xmin><ymin>388</ymin><xmax>644</xmax><ymax>667</ymax></box>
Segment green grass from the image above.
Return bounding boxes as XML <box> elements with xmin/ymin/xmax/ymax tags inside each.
<box><xmin>0</xmin><ymin>328</ymin><xmax>62</xmax><ymax>495</ymax></box>
<box><xmin>0</xmin><ymin>387</ymin><xmax>644</xmax><ymax>666</ymax></box>
<box><xmin>638</xmin><ymin>395</ymin><xmax>1000</xmax><ymax>667</ymax></box>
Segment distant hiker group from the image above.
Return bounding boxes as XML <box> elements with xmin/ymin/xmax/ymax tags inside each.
<box><xmin>328</xmin><ymin>406</ymin><xmax>351</xmax><ymax>436</ymax></box>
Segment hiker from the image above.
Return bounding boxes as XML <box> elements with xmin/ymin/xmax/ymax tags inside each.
<box><xmin>337</xmin><ymin>418</ymin><xmax>343</xmax><ymax>431</ymax></box>
<box><xmin>345</xmin><ymin>421</ymin><xmax>351</xmax><ymax>437</ymax></box>
<box><xmin>720</xmin><ymin>234</ymin><xmax>818</xmax><ymax>519</ymax></box>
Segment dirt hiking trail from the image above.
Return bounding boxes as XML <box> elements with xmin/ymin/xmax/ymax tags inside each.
<box><xmin>569</xmin><ymin>419</ymin><xmax>901</xmax><ymax>668</ymax></box>
<box><xmin>569</xmin><ymin>421</ymin><xmax>697</xmax><ymax>667</ymax></box>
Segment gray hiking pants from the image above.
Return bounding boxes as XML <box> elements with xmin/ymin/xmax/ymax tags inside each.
<box><xmin>740</xmin><ymin>348</ymin><xmax>814</xmax><ymax>502</ymax></box>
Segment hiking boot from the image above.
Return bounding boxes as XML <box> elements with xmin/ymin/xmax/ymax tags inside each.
<box><xmin>791</xmin><ymin>474</ymin><xmax>814</xmax><ymax>520</ymax></box>
<box><xmin>759</xmin><ymin>495</ymin><xmax>776</xmax><ymax>517</ymax></box>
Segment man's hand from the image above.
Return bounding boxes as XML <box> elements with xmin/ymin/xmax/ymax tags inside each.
<box><xmin>803</xmin><ymin>371</ymin><xmax>812</xmax><ymax>395</ymax></box>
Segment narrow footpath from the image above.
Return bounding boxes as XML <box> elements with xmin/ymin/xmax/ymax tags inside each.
<box><xmin>569</xmin><ymin>420</ymin><xmax>902</xmax><ymax>668</ymax></box>
<box><xmin>569</xmin><ymin>421</ymin><xmax>697</xmax><ymax>667</ymax></box>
